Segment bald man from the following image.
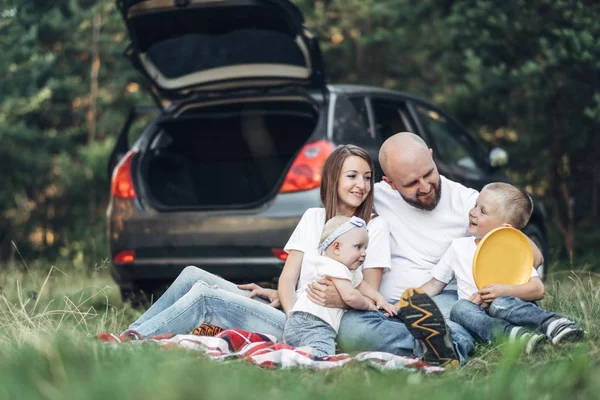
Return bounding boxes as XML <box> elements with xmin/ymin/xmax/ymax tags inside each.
<box><xmin>310</xmin><ymin>132</ymin><xmax>543</xmax><ymax>367</ymax></box>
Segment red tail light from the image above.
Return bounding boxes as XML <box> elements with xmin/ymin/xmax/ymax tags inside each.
<box><xmin>280</xmin><ymin>140</ymin><xmax>335</xmax><ymax>193</ymax></box>
<box><xmin>111</xmin><ymin>150</ymin><xmax>137</xmax><ymax>199</ymax></box>
<box><xmin>114</xmin><ymin>250</ymin><xmax>135</xmax><ymax>264</ymax></box>
<box><xmin>271</xmin><ymin>248</ymin><xmax>289</xmax><ymax>261</ymax></box>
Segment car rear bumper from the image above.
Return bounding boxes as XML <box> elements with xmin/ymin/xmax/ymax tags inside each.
<box><xmin>111</xmin><ymin>257</ymin><xmax>284</xmax><ymax>289</ymax></box>
<box><xmin>107</xmin><ymin>189</ymin><xmax>321</xmax><ymax>287</ymax></box>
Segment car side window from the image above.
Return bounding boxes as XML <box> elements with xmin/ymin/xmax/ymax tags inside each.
<box><xmin>371</xmin><ymin>99</ymin><xmax>414</xmax><ymax>142</ymax></box>
<box><xmin>414</xmin><ymin>104</ymin><xmax>483</xmax><ymax>173</ymax></box>
<box><xmin>332</xmin><ymin>96</ymin><xmax>375</xmax><ymax>146</ymax></box>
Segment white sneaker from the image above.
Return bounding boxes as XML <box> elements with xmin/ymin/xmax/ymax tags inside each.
<box><xmin>545</xmin><ymin>318</ymin><xmax>585</xmax><ymax>345</ymax></box>
<box><xmin>508</xmin><ymin>326</ymin><xmax>547</xmax><ymax>355</ymax></box>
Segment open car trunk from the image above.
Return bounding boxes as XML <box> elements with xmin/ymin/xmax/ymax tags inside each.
<box><xmin>141</xmin><ymin>100</ymin><xmax>319</xmax><ymax>210</ymax></box>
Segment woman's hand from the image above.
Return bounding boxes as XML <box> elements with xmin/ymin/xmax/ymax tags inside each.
<box><xmin>237</xmin><ymin>283</ymin><xmax>281</xmax><ymax>308</ymax></box>
<box><xmin>306</xmin><ymin>278</ymin><xmax>346</xmax><ymax>308</ymax></box>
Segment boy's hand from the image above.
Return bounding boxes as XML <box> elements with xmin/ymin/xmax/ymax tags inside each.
<box><xmin>479</xmin><ymin>283</ymin><xmax>512</xmax><ymax>302</ymax></box>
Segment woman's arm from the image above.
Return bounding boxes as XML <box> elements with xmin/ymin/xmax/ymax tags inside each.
<box><xmin>306</xmin><ymin>267</ymin><xmax>385</xmax><ymax>308</ymax></box>
<box><xmin>277</xmin><ymin>250</ymin><xmax>304</xmax><ymax>317</ymax></box>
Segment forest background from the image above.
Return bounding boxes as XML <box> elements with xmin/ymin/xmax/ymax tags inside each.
<box><xmin>1</xmin><ymin>0</ymin><xmax>599</xmax><ymax>273</ymax></box>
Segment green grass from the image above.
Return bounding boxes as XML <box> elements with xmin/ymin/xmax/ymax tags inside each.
<box><xmin>0</xmin><ymin>264</ymin><xmax>599</xmax><ymax>399</ymax></box>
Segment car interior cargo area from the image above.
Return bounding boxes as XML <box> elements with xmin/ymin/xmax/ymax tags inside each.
<box><xmin>143</xmin><ymin>101</ymin><xmax>319</xmax><ymax>209</ymax></box>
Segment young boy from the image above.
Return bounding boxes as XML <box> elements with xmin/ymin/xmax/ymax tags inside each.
<box><xmin>282</xmin><ymin>216</ymin><xmax>397</xmax><ymax>357</ymax></box>
<box><xmin>413</xmin><ymin>182</ymin><xmax>584</xmax><ymax>354</ymax></box>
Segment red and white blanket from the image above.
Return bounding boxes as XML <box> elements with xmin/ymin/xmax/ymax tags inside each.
<box><xmin>98</xmin><ymin>328</ymin><xmax>444</xmax><ymax>374</ymax></box>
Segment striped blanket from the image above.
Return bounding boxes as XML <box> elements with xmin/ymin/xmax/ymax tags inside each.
<box><xmin>97</xmin><ymin>327</ymin><xmax>444</xmax><ymax>374</ymax></box>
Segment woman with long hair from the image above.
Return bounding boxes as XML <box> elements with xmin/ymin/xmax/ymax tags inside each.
<box><xmin>112</xmin><ymin>145</ymin><xmax>391</xmax><ymax>342</ymax></box>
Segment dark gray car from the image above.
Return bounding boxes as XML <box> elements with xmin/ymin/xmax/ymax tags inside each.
<box><xmin>108</xmin><ymin>0</ymin><xmax>548</xmax><ymax>303</ymax></box>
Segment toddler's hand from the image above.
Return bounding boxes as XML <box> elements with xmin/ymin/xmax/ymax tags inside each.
<box><xmin>379</xmin><ymin>301</ymin><xmax>398</xmax><ymax>317</ymax></box>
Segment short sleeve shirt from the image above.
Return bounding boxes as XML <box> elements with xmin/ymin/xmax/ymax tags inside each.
<box><xmin>284</xmin><ymin>208</ymin><xmax>391</xmax><ymax>290</ymax></box>
<box><xmin>291</xmin><ymin>256</ymin><xmax>363</xmax><ymax>332</ymax></box>
<box><xmin>432</xmin><ymin>236</ymin><xmax>540</xmax><ymax>300</ymax></box>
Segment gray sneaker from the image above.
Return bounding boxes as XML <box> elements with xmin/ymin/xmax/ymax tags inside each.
<box><xmin>545</xmin><ymin>317</ymin><xmax>585</xmax><ymax>345</ymax></box>
<box><xmin>508</xmin><ymin>326</ymin><xmax>547</xmax><ymax>355</ymax></box>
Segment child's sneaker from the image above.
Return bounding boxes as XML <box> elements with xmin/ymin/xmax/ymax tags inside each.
<box><xmin>507</xmin><ymin>326</ymin><xmax>546</xmax><ymax>355</ymax></box>
<box><xmin>396</xmin><ymin>288</ymin><xmax>460</xmax><ymax>368</ymax></box>
<box><xmin>545</xmin><ymin>317</ymin><xmax>585</xmax><ymax>345</ymax></box>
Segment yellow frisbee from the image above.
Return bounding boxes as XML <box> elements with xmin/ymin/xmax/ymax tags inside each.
<box><xmin>472</xmin><ymin>226</ymin><xmax>533</xmax><ymax>289</ymax></box>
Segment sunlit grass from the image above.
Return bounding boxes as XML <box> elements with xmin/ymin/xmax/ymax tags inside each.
<box><xmin>0</xmin><ymin>263</ymin><xmax>598</xmax><ymax>399</ymax></box>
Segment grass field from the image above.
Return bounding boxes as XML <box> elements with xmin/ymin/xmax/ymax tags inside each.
<box><xmin>0</xmin><ymin>262</ymin><xmax>599</xmax><ymax>399</ymax></box>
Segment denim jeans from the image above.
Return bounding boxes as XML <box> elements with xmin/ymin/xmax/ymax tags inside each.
<box><xmin>337</xmin><ymin>290</ymin><xmax>474</xmax><ymax>365</ymax></box>
<box><xmin>126</xmin><ymin>266</ymin><xmax>286</xmax><ymax>340</ymax></box>
<box><xmin>283</xmin><ymin>311</ymin><xmax>337</xmax><ymax>357</ymax></box>
<box><xmin>450</xmin><ymin>296</ymin><xmax>558</xmax><ymax>342</ymax></box>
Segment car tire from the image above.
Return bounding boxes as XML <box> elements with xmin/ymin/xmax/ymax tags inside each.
<box><xmin>522</xmin><ymin>224</ymin><xmax>548</xmax><ymax>280</ymax></box>
<box><xmin>120</xmin><ymin>282</ymin><xmax>167</xmax><ymax>309</ymax></box>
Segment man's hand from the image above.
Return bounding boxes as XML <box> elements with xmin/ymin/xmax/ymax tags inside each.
<box><xmin>237</xmin><ymin>283</ymin><xmax>280</xmax><ymax>308</ymax></box>
<box><xmin>478</xmin><ymin>283</ymin><xmax>512</xmax><ymax>303</ymax></box>
<box><xmin>306</xmin><ymin>278</ymin><xmax>345</xmax><ymax>308</ymax></box>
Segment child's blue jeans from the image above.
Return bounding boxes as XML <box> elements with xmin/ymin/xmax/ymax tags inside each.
<box><xmin>283</xmin><ymin>311</ymin><xmax>337</xmax><ymax>357</ymax></box>
<box><xmin>450</xmin><ymin>296</ymin><xmax>558</xmax><ymax>341</ymax></box>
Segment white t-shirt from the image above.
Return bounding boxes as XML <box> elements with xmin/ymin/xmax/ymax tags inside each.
<box><xmin>374</xmin><ymin>176</ymin><xmax>479</xmax><ymax>303</ymax></box>
<box><xmin>432</xmin><ymin>236</ymin><xmax>539</xmax><ymax>300</ymax></box>
<box><xmin>284</xmin><ymin>207</ymin><xmax>391</xmax><ymax>293</ymax></box>
<box><xmin>291</xmin><ymin>256</ymin><xmax>363</xmax><ymax>332</ymax></box>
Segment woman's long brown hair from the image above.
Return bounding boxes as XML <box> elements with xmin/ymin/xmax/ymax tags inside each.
<box><xmin>320</xmin><ymin>145</ymin><xmax>375</xmax><ymax>223</ymax></box>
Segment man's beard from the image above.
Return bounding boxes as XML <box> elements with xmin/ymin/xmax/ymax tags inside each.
<box><xmin>401</xmin><ymin>177</ymin><xmax>442</xmax><ymax>211</ymax></box>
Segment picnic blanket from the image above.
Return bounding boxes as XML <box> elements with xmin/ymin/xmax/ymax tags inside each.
<box><xmin>97</xmin><ymin>327</ymin><xmax>444</xmax><ymax>374</ymax></box>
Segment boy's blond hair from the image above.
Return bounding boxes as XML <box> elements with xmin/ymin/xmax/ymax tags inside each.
<box><xmin>482</xmin><ymin>182</ymin><xmax>533</xmax><ymax>229</ymax></box>
<box><xmin>319</xmin><ymin>216</ymin><xmax>352</xmax><ymax>245</ymax></box>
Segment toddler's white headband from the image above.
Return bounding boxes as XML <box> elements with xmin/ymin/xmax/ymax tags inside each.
<box><xmin>319</xmin><ymin>216</ymin><xmax>367</xmax><ymax>254</ymax></box>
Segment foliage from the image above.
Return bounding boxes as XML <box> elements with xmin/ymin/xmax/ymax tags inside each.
<box><xmin>0</xmin><ymin>0</ymin><xmax>149</xmax><ymax>265</ymax></box>
<box><xmin>1</xmin><ymin>0</ymin><xmax>600</xmax><ymax>266</ymax></box>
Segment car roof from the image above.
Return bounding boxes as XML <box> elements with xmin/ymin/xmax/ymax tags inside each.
<box><xmin>327</xmin><ymin>84</ymin><xmax>432</xmax><ymax>106</ymax></box>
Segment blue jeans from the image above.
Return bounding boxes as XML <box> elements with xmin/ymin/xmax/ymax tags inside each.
<box><xmin>450</xmin><ymin>296</ymin><xmax>558</xmax><ymax>341</ymax></box>
<box><xmin>337</xmin><ymin>290</ymin><xmax>474</xmax><ymax>365</ymax></box>
<box><xmin>126</xmin><ymin>266</ymin><xmax>286</xmax><ymax>340</ymax></box>
<box><xmin>283</xmin><ymin>311</ymin><xmax>337</xmax><ymax>357</ymax></box>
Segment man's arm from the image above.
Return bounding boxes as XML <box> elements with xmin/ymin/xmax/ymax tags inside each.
<box><xmin>528</xmin><ymin>238</ymin><xmax>544</xmax><ymax>269</ymax></box>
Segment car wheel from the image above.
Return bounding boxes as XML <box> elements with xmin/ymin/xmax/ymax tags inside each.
<box><xmin>522</xmin><ymin>224</ymin><xmax>547</xmax><ymax>280</ymax></box>
<box><xmin>120</xmin><ymin>282</ymin><xmax>167</xmax><ymax>309</ymax></box>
